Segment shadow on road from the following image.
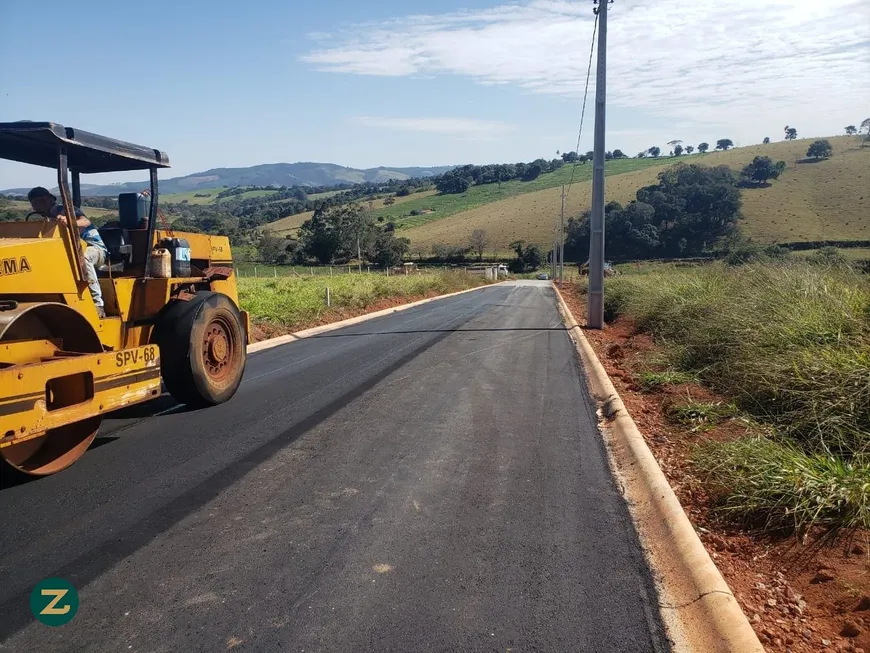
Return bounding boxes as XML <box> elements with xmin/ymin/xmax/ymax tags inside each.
<box><xmin>310</xmin><ymin>327</ymin><xmax>571</xmax><ymax>338</ymax></box>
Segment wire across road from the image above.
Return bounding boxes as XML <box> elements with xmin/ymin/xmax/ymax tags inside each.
<box><xmin>0</xmin><ymin>281</ymin><xmax>669</xmax><ymax>652</ymax></box>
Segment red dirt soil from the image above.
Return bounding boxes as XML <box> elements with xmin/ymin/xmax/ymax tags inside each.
<box><xmin>558</xmin><ymin>281</ymin><xmax>870</xmax><ymax>653</ymax></box>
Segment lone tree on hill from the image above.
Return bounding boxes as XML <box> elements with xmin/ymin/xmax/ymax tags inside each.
<box><xmin>806</xmin><ymin>139</ymin><xmax>833</xmax><ymax>160</ymax></box>
<box><xmin>784</xmin><ymin>126</ymin><xmax>798</xmax><ymax>140</ymax></box>
<box><xmin>685</xmin><ymin>145</ymin><xmax>694</xmax><ymax>154</ymax></box>
<box><xmin>636</xmin><ymin>151</ymin><xmax>647</xmax><ymax>158</ymax></box>
<box><xmin>716</xmin><ymin>138</ymin><xmax>734</xmax><ymax>151</ymax></box>
<box><xmin>698</xmin><ymin>142</ymin><xmax>709</xmax><ymax>153</ymax></box>
<box><xmin>612</xmin><ymin>149</ymin><xmax>627</xmax><ymax>159</ymax></box>
<box><xmin>740</xmin><ymin>156</ymin><xmax>787</xmax><ymax>185</ymax></box>
<box><xmin>763</xmin><ymin>137</ymin><xmax>771</xmax><ymax>144</ymax></box>
<box><xmin>469</xmin><ymin>229</ymin><xmax>489</xmax><ymax>261</ymax></box>
<box><xmin>845</xmin><ymin>125</ymin><xmax>857</xmax><ymax>136</ymax></box>
<box><xmin>673</xmin><ymin>144</ymin><xmax>684</xmax><ymax>156</ymax></box>
<box><xmin>647</xmin><ymin>146</ymin><xmax>661</xmax><ymax>158</ymax></box>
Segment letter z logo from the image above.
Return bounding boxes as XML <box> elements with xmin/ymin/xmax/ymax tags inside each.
<box><xmin>30</xmin><ymin>578</ymin><xmax>79</xmax><ymax>626</ymax></box>
<box><xmin>40</xmin><ymin>589</ymin><xmax>71</xmax><ymax>615</ymax></box>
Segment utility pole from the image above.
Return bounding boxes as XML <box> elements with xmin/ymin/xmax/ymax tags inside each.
<box><xmin>587</xmin><ymin>0</ymin><xmax>609</xmax><ymax>328</ymax></box>
<box><xmin>361</xmin><ymin>198</ymin><xmax>374</xmax><ymax>273</ymax></box>
<box><xmin>552</xmin><ymin>227</ymin><xmax>558</xmax><ymax>280</ymax></box>
<box><xmin>559</xmin><ymin>185</ymin><xmax>565</xmax><ymax>287</ymax></box>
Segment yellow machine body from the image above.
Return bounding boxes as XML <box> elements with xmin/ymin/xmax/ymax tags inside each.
<box><xmin>0</xmin><ymin>121</ymin><xmax>251</xmax><ymax>478</ymax></box>
<box><xmin>0</xmin><ymin>216</ymin><xmax>249</xmax><ymax>477</ymax></box>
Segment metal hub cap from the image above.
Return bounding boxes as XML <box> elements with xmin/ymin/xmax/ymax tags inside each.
<box><xmin>209</xmin><ymin>332</ymin><xmax>228</xmax><ymax>362</ymax></box>
<box><xmin>203</xmin><ymin>319</ymin><xmax>233</xmax><ymax>381</ymax></box>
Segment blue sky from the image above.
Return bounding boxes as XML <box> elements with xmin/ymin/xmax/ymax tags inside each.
<box><xmin>2</xmin><ymin>0</ymin><xmax>867</xmax><ymax>189</ymax></box>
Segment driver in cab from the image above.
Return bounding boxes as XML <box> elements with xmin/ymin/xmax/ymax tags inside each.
<box><xmin>27</xmin><ymin>186</ymin><xmax>108</xmax><ymax>318</ymax></box>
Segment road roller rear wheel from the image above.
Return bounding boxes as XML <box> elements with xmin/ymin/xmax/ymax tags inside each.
<box><xmin>152</xmin><ymin>292</ymin><xmax>247</xmax><ymax>408</ymax></box>
<box><xmin>0</xmin><ymin>303</ymin><xmax>103</xmax><ymax>483</ymax></box>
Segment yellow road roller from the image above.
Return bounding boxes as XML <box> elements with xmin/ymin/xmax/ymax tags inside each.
<box><xmin>0</xmin><ymin>121</ymin><xmax>249</xmax><ymax>479</ymax></box>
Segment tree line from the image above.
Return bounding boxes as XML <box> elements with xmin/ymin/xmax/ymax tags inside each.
<box><xmin>434</xmin><ymin>158</ymin><xmax>566</xmax><ymax>194</ymax></box>
<box><xmin>256</xmin><ymin>202</ymin><xmax>411</xmax><ymax>268</ymax></box>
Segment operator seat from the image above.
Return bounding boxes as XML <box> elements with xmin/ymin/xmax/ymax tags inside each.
<box><xmin>96</xmin><ymin>226</ymin><xmax>132</xmax><ymax>274</ymax></box>
<box><xmin>96</xmin><ymin>191</ymin><xmax>146</xmax><ymax>274</ymax></box>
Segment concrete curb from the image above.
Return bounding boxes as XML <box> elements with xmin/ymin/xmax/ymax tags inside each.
<box><xmin>552</xmin><ymin>285</ymin><xmax>764</xmax><ymax>653</ymax></box>
<box><xmin>247</xmin><ymin>281</ymin><xmax>503</xmax><ymax>354</ymax></box>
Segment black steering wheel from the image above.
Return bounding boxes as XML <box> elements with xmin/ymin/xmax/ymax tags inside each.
<box><xmin>25</xmin><ymin>211</ymin><xmax>45</xmax><ymax>222</ymax></box>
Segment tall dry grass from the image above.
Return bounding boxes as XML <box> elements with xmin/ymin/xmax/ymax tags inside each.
<box><xmin>600</xmin><ymin>260</ymin><xmax>870</xmax><ymax>532</ymax></box>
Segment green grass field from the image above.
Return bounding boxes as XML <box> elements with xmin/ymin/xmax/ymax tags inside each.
<box><xmin>162</xmin><ymin>188</ymin><xmax>280</xmax><ymax>205</ymax></box>
<box><xmin>265</xmin><ymin>189</ymin><xmax>439</xmax><ymax>237</ymax></box>
<box><xmin>238</xmin><ymin>271</ymin><xmax>490</xmax><ymax>331</ymax></box>
<box><xmin>308</xmin><ymin>189</ymin><xmax>345</xmax><ymax>200</ymax></box>
<box><xmin>373</xmin><ymin>157</ymin><xmax>675</xmax><ymax>228</ymax></box>
<box><xmin>161</xmin><ymin>189</ymin><xmax>224</xmax><ymax>205</ymax></box>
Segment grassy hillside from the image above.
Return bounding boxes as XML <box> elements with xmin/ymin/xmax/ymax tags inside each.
<box><xmin>266</xmin><ymin>189</ymin><xmax>439</xmax><ymax>237</ymax></box>
<box><xmin>372</xmin><ymin>157</ymin><xmax>675</xmax><ymax>227</ymax></box>
<box><xmin>162</xmin><ymin>188</ymin><xmax>285</xmax><ymax>205</ymax></box>
<box><xmin>401</xmin><ymin>136</ymin><xmax>867</xmax><ymax>254</ymax></box>
<box><xmin>402</xmin><ymin>164</ymin><xmax>680</xmax><ymax>255</ymax></box>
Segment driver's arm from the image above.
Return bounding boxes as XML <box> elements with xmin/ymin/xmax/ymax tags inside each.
<box><xmin>56</xmin><ymin>207</ymin><xmax>91</xmax><ymax>229</ymax></box>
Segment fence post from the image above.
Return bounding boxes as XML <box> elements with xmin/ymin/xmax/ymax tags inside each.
<box><xmin>367</xmin><ymin>266</ymin><xmax>370</xmax><ymax>274</ymax></box>
<box><xmin>325</xmin><ymin>286</ymin><xmax>331</xmax><ymax>307</ymax></box>
<box><xmin>310</xmin><ymin>267</ymin><xmax>313</xmax><ymax>276</ymax></box>
<box><xmin>274</xmin><ymin>268</ymin><xmax>277</xmax><ymax>278</ymax></box>
<box><xmin>254</xmin><ymin>266</ymin><xmax>258</xmax><ymax>277</ymax></box>
<box><xmin>329</xmin><ymin>266</ymin><xmax>333</xmax><ymax>276</ymax></box>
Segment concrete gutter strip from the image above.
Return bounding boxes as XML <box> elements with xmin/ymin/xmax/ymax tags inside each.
<box><xmin>553</xmin><ymin>285</ymin><xmax>765</xmax><ymax>653</ymax></box>
<box><xmin>247</xmin><ymin>281</ymin><xmax>502</xmax><ymax>354</ymax></box>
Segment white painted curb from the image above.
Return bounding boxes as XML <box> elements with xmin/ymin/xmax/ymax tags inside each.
<box><xmin>553</xmin><ymin>285</ymin><xmax>764</xmax><ymax>653</ymax></box>
<box><xmin>247</xmin><ymin>281</ymin><xmax>503</xmax><ymax>354</ymax></box>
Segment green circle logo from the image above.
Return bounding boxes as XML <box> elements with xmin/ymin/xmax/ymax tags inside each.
<box><xmin>29</xmin><ymin>578</ymin><xmax>79</xmax><ymax>626</ymax></box>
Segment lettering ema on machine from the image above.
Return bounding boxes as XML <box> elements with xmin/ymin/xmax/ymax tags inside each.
<box><xmin>0</xmin><ymin>256</ymin><xmax>32</xmax><ymax>276</ymax></box>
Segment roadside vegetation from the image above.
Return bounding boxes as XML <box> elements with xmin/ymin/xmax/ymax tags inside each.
<box><xmin>239</xmin><ymin>271</ymin><xmax>490</xmax><ymax>334</ymax></box>
<box><xmin>600</xmin><ymin>259</ymin><xmax>870</xmax><ymax>535</ymax></box>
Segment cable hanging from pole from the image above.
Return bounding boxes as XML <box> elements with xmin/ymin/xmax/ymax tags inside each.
<box><xmin>565</xmin><ymin>9</ymin><xmax>599</xmax><ymax>205</ymax></box>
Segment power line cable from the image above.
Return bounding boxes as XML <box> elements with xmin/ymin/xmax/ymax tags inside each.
<box><xmin>565</xmin><ymin>11</ymin><xmax>599</xmax><ymax>204</ymax></box>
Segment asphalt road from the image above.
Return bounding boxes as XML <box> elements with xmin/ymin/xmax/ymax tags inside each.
<box><xmin>0</xmin><ymin>281</ymin><xmax>670</xmax><ymax>653</ymax></box>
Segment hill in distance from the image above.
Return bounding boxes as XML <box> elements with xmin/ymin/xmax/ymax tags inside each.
<box><xmin>395</xmin><ymin>135</ymin><xmax>868</xmax><ymax>255</ymax></box>
<box><xmin>2</xmin><ymin>162</ymin><xmax>456</xmax><ymax>196</ymax></box>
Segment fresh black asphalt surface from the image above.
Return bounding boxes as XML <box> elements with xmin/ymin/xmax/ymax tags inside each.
<box><xmin>0</xmin><ymin>281</ymin><xmax>670</xmax><ymax>652</ymax></box>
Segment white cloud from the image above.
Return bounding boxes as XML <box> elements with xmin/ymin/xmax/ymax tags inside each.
<box><xmin>352</xmin><ymin>116</ymin><xmax>515</xmax><ymax>140</ymax></box>
<box><xmin>301</xmin><ymin>0</ymin><xmax>870</xmax><ymax>143</ymax></box>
